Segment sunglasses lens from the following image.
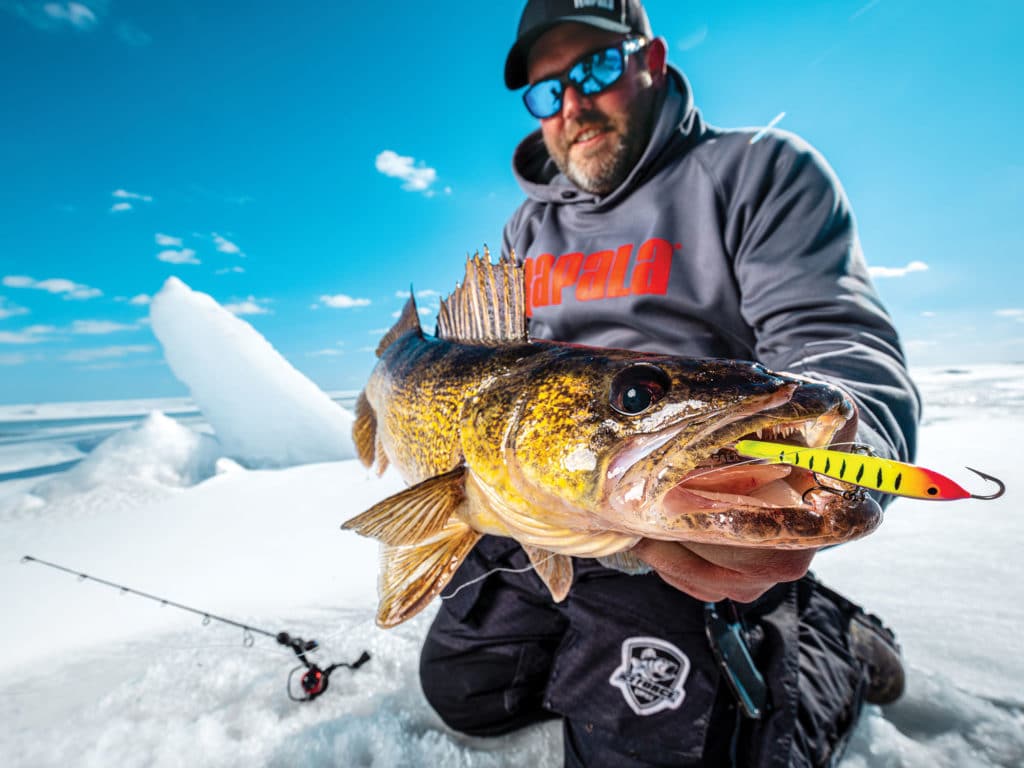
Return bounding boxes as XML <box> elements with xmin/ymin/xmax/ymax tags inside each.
<box><xmin>522</xmin><ymin>43</ymin><xmax>631</xmax><ymax>119</ymax></box>
<box><xmin>524</xmin><ymin>79</ymin><xmax>563</xmax><ymax>119</ymax></box>
<box><xmin>577</xmin><ymin>47</ymin><xmax>625</xmax><ymax>95</ymax></box>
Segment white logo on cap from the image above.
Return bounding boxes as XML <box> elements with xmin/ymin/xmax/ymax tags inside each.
<box><xmin>574</xmin><ymin>0</ymin><xmax>616</xmax><ymax>11</ymax></box>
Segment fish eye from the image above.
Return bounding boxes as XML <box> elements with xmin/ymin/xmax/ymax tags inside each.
<box><xmin>610</xmin><ymin>364</ymin><xmax>671</xmax><ymax>416</ymax></box>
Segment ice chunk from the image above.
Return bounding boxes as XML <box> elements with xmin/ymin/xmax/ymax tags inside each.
<box><xmin>150</xmin><ymin>277</ymin><xmax>354</xmax><ymax>467</ymax></box>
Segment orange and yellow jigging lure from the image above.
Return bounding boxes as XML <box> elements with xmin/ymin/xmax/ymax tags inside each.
<box><xmin>734</xmin><ymin>439</ymin><xmax>1005</xmax><ymax>501</ymax></box>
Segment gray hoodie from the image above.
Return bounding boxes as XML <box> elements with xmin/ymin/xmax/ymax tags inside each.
<box><xmin>502</xmin><ymin>67</ymin><xmax>920</xmax><ymax>472</ymax></box>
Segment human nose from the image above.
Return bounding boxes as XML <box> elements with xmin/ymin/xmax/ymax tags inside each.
<box><xmin>559</xmin><ymin>83</ymin><xmax>592</xmax><ymax>120</ymax></box>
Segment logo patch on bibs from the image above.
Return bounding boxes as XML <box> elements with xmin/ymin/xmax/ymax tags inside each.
<box><xmin>609</xmin><ymin>636</ymin><xmax>690</xmax><ymax>716</ymax></box>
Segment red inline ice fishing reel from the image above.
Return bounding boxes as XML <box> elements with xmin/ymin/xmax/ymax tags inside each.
<box><xmin>278</xmin><ymin>631</ymin><xmax>371</xmax><ymax>702</ymax></box>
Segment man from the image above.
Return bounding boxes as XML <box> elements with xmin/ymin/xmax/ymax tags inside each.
<box><xmin>420</xmin><ymin>1</ymin><xmax>920</xmax><ymax>765</ymax></box>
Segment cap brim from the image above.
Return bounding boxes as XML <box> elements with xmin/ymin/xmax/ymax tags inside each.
<box><xmin>504</xmin><ymin>16</ymin><xmax>633</xmax><ymax>90</ymax></box>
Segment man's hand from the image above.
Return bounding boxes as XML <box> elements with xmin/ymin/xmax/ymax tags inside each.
<box><xmin>631</xmin><ymin>539</ymin><xmax>816</xmax><ymax>603</ymax></box>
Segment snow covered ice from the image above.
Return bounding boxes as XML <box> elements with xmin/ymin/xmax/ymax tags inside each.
<box><xmin>1</xmin><ymin>359</ymin><xmax>1022</xmax><ymax>765</ymax></box>
<box><xmin>150</xmin><ymin>277</ymin><xmax>354</xmax><ymax>468</ymax></box>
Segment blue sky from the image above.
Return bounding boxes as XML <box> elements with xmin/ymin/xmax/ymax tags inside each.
<box><xmin>0</xmin><ymin>0</ymin><xmax>1021</xmax><ymax>404</ymax></box>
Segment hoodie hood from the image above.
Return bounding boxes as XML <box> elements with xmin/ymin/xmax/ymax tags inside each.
<box><xmin>511</xmin><ymin>66</ymin><xmax>706</xmax><ymax>211</ymax></box>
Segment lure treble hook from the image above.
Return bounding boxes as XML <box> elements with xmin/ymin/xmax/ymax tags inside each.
<box><xmin>801</xmin><ymin>484</ymin><xmax>861</xmax><ymax>505</ymax></box>
<box><xmin>964</xmin><ymin>467</ymin><xmax>1005</xmax><ymax>500</ymax></box>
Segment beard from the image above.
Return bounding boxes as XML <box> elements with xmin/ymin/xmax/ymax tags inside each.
<box><xmin>546</xmin><ymin>89</ymin><xmax>657</xmax><ymax>195</ymax></box>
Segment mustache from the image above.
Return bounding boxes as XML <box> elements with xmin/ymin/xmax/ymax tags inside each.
<box><xmin>565</xmin><ymin>117</ymin><xmax>612</xmax><ymax>145</ymax></box>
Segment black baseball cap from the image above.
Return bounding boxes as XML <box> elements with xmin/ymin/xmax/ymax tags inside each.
<box><xmin>504</xmin><ymin>0</ymin><xmax>653</xmax><ymax>90</ymax></box>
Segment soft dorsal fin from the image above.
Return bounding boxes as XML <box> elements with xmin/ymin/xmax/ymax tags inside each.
<box><xmin>376</xmin><ymin>291</ymin><xmax>422</xmax><ymax>357</ymax></box>
<box><xmin>435</xmin><ymin>248</ymin><xmax>528</xmax><ymax>345</ymax></box>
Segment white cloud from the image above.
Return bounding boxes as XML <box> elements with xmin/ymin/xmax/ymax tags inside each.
<box><xmin>115</xmin><ymin>20</ymin><xmax>150</xmax><ymax>46</ymax></box>
<box><xmin>390</xmin><ymin>307</ymin><xmax>433</xmax><ymax>319</ymax></box>
<box><xmin>677</xmin><ymin>25</ymin><xmax>708</xmax><ymax>51</ymax></box>
<box><xmin>394</xmin><ymin>289</ymin><xmax>439</xmax><ymax>299</ymax></box>
<box><xmin>42</xmin><ymin>2</ymin><xmax>96</xmax><ymax>29</ymax></box>
<box><xmin>375</xmin><ymin>150</ymin><xmax>438</xmax><ymax>194</ymax></box>
<box><xmin>851</xmin><ymin>0</ymin><xmax>883</xmax><ymax>21</ymax></box>
<box><xmin>0</xmin><ymin>353</ymin><xmax>30</xmax><ymax>365</ymax></box>
<box><xmin>157</xmin><ymin>248</ymin><xmax>199</xmax><ymax>265</ymax></box>
<box><xmin>0</xmin><ymin>297</ymin><xmax>29</xmax><ymax>319</ymax></box>
<box><xmin>129</xmin><ymin>294</ymin><xmax>151</xmax><ymax>305</ymax></box>
<box><xmin>320</xmin><ymin>294</ymin><xmax>371</xmax><ymax>309</ymax></box>
<box><xmin>212</xmin><ymin>233</ymin><xmax>243</xmax><ymax>255</ymax></box>
<box><xmin>110</xmin><ymin>202</ymin><xmax>132</xmax><ymax>212</ymax></box>
<box><xmin>70</xmin><ymin>320</ymin><xmax>139</xmax><ymax>334</ymax></box>
<box><xmin>995</xmin><ymin>309</ymin><xmax>1024</xmax><ymax>322</ymax></box>
<box><xmin>36</xmin><ymin>278</ymin><xmax>76</xmax><ymax>293</ymax></box>
<box><xmin>113</xmin><ymin>188</ymin><xmax>153</xmax><ymax>202</ymax></box>
<box><xmin>155</xmin><ymin>233</ymin><xmax>182</xmax><ymax>247</ymax></box>
<box><xmin>868</xmin><ymin>260</ymin><xmax>929</xmax><ymax>278</ymax></box>
<box><xmin>223</xmin><ymin>296</ymin><xmax>271</xmax><ymax>316</ymax></box>
<box><xmin>2</xmin><ymin>275</ymin><xmax>102</xmax><ymax>299</ymax></box>
<box><xmin>310</xmin><ymin>348</ymin><xmax>344</xmax><ymax>357</ymax></box>
<box><xmin>2</xmin><ymin>0</ymin><xmax>110</xmax><ymax>31</ymax></box>
<box><xmin>920</xmin><ymin>311</ymin><xmax>936</xmax><ymax>318</ymax></box>
<box><xmin>0</xmin><ymin>325</ymin><xmax>56</xmax><ymax>344</ymax></box>
<box><xmin>62</xmin><ymin>344</ymin><xmax>153</xmax><ymax>362</ymax></box>
<box><xmin>216</xmin><ymin>266</ymin><xmax>245</xmax><ymax>275</ymax></box>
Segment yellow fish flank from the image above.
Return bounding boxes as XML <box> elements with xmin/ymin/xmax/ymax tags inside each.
<box><xmin>343</xmin><ymin>253</ymin><xmax>881</xmax><ymax>628</ymax></box>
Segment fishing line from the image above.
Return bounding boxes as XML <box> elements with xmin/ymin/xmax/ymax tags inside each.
<box><xmin>440</xmin><ymin>553</ymin><xmax>558</xmax><ymax>600</ymax></box>
<box><xmin>20</xmin><ymin>554</ymin><xmax>372</xmax><ymax>703</ymax></box>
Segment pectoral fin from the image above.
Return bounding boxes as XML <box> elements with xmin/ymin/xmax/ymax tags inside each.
<box><xmin>522</xmin><ymin>544</ymin><xmax>574</xmax><ymax>602</ymax></box>
<box><xmin>377</xmin><ymin>518</ymin><xmax>482</xmax><ymax>628</ymax></box>
<box><xmin>342</xmin><ymin>466</ymin><xmax>466</xmax><ymax>546</ymax></box>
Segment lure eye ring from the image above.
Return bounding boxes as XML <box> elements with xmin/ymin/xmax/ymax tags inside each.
<box><xmin>609</xmin><ymin>363</ymin><xmax>671</xmax><ymax>416</ymax></box>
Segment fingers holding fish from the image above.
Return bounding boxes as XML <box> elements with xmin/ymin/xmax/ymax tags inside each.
<box><xmin>630</xmin><ymin>539</ymin><xmax>813</xmax><ymax>604</ymax></box>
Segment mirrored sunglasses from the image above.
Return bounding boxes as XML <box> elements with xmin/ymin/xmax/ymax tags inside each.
<box><xmin>522</xmin><ymin>37</ymin><xmax>648</xmax><ymax>120</ymax></box>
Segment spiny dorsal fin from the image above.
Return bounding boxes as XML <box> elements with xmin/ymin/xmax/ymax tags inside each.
<box><xmin>341</xmin><ymin>466</ymin><xmax>466</xmax><ymax>546</ymax></box>
<box><xmin>435</xmin><ymin>248</ymin><xmax>528</xmax><ymax>345</ymax></box>
<box><xmin>353</xmin><ymin>391</ymin><xmax>376</xmax><ymax>469</ymax></box>
<box><xmin>521</xmin><ymin>544</ymin><xmax>574</xmax><ymax>602</ymax></box>
<box><xmin>376</xmin><ymin>291</ymin><xmax>422</xmax><ymax>357</ymax></box>
<box><xmin>375</xmin><ymin>518</ymin><xmax>482</xmax><ymax>628</ymax></box>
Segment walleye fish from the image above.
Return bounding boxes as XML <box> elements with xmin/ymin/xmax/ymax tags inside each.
<box><xmin>343</xmin><ymin>253</ymin><xmax>880</xmax><ymax>628</ymax></box>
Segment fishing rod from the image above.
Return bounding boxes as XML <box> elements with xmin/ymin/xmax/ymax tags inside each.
<box><xmin>21</xmin><ymin>554</ymin><xmax>370</xmax><ymax>703</ymax></box>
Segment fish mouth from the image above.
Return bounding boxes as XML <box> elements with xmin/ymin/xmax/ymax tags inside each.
<box><xmin>607</xmin><ymin>387</ymin><xmax>882</xmax><ymax>548</ymax></box>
